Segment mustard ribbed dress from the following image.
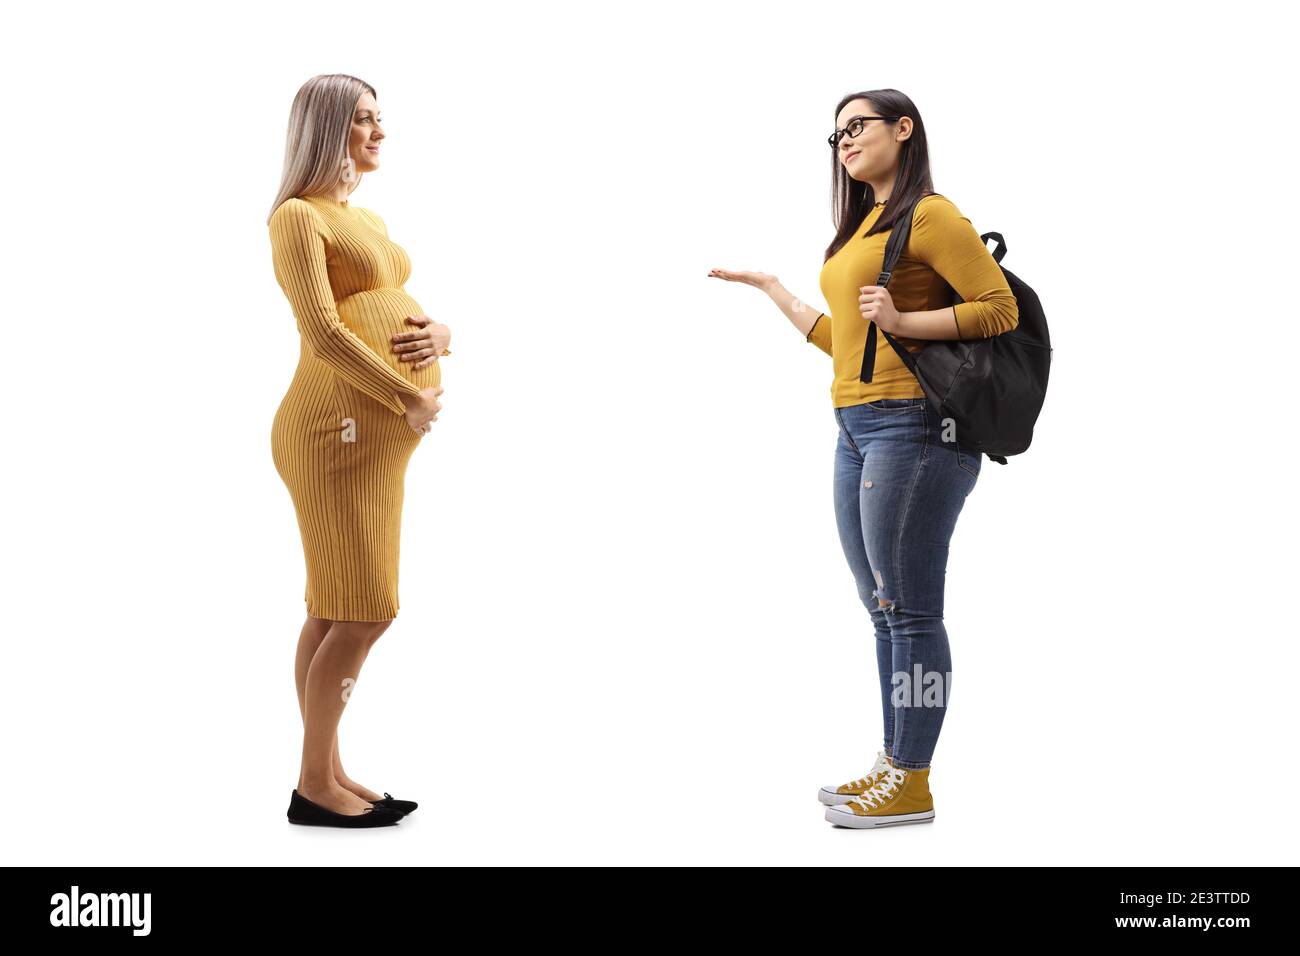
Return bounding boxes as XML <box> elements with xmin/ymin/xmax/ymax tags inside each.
<box><xmin>268</xmin><ymin>194</ymin><xmax>441</xmax><ymax>621</ymax></box>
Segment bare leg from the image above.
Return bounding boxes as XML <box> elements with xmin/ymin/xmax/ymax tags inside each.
<box><xmin>296</xmin><ymin>617</ymin><xmax>392</xmax><ymax>814</ymax></box>
<box><xmin>328</xmin><ymin>735</ymin><xmax>384</xmax><ymax>802</ymax></box>
<box><xmin>293</xmin><ymin>616</ymin><xmax>387</xmax><ymax>801</ymax></box>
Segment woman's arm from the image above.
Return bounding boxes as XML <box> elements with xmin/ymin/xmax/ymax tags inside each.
<box><xmin>901</xmin><ymin>196</ymin><xmax>1019</xmax><ymax>340</ymax></box>
<box><xmin>765</xmin><ymin>279</ymin><xmax>829</xmax><ymax>350</ymax></box>
<box><xmin>706</xmin><ymin>269</ymin><xmax>833</xmax><ymax>356</ymax></box>
<box><xmin>803</xmin><ymin>310</ymin><xmax>833</xmax><ymax>356</ymax></box>
<box><xmin>893</xmin><ymin>305</ymin><xmax>964</xmax><ymax>340</ymax></box>
<box><xmin>269</xmin><ymin>199</ymin><xmax>425</xmax><ymax>415</ymax></box>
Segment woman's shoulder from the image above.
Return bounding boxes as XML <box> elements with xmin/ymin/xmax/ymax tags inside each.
<box><xmin>270</xmin><ymin>196</ymin><xmax>321</xmax><ymax>225</ymax></box>
<box><xmin>912</xmin><ymin>191</ymin><xmax>969</xmax><ymax>227</ymax></box>
<box><xmin>269</xmin><ymin>197</ymin><xmax>339</xmax><ymax>243</ymax></box>
<box><xmin>916</xmin><ymin>191</ymin><xmax>958</xmax><ymax>212</ymax></box>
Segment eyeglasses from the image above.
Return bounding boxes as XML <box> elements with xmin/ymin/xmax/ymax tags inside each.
<box><xmin>828</xmin><ymin>115</ymin><xmax>897</xmax><ymax>148</ymax></box>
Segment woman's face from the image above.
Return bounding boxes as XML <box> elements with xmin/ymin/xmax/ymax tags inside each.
<box><xmin>835</xmin><ymin>98</ymin><xmax>907</xmax><ymax>183</ymax></box>
<box><xmin>347</xmin><ymin>91</ymin><xmax>385</xmax><ymax>177</ymax></box>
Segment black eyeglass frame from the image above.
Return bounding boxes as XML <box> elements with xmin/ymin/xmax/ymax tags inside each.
<box><xmin>828</xmin><ymin>114</ymin><xmax>899</xmax><ymax>148</ymax></box>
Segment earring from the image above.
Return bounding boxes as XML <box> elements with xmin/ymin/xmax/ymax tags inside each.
<box><xmin>340</xmin><ymin>156</ymin><xmax>358</xmax><ymax>184</ymax></box>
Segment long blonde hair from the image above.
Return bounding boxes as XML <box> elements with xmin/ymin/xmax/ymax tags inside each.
<box><xmin>267</xmin><ymin>74</ymin><xmax>376</xmax><ymax>224</ymax></box>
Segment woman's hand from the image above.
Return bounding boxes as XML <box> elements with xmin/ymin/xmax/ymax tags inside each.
<box><xmin>392</xmin><ymin>315</ymin><xmax>452</xmax><ymax>370</ymax></box>
<box><xmin>401</xmin><ymin>385</ymin><xmax>444</xmax><ymax>435</ymax></box>
<box><xmin>709</xmin><ymin>269</ymin><xmax>823</xmax><ymax>340</ymax></box>
<box><xmin>707</xmin><ymin>268</ymin><xmax>777</xmax><ymax>293</ymax></box>
<box><xmin>859</xmin><ymin>285</ymin><xmax>902</xmax><ymax>333</ymax></box>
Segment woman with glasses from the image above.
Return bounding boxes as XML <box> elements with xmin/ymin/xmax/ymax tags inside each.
<box><xmin>708</xmin><ymin>89</ymin><xmax>1018</xmax><ymax>828</ymax></box>
<box><xmin>268</xmin><ymin>74</ymin><xmax>451</xmax><ymax>827</ymax></box>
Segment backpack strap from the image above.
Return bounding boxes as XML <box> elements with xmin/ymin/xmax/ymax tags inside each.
<box><xmin>981</xmin><ymin>231</ymin><xmax>1007</xmax><ymax>263</ymax></box>
<box><xmin>858</xmin><ymin>197</ymin><xmax>1004</xmax><ymax>384</ymax></box>
<box><xmin>859</xmin><ymin>195</ymin><xmax>927</xmax><ymax>383</ymax></box>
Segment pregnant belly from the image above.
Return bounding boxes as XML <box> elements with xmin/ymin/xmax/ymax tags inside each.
<box><xmin>336</xmin><ymin>288</ymin><xmax>442</xmax><ymax>391</ymax></box>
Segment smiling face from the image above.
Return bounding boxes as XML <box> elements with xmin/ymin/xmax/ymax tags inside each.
<box><xmin>835</xmin><ymin>98</ymin><xmax>909</xmax><ymax>184</ymax></box>
<box><xmin>347</xmin><ymin>91</ymin><xmax>385</xmax><ymax>178</ymax></box>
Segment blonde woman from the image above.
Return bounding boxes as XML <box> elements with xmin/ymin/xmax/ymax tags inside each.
<box><xmin>267</xmin><ymin>74</ymin><xmax>449</xmax><ymax>828</ymax></box>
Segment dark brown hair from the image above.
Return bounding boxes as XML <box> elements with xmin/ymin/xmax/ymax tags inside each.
<box><xmin>824</xmin><ymin>88</ymin><xmax>935</xmax><ymax>261</ymax></box>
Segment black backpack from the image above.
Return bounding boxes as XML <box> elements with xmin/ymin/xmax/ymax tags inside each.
<box><xmin>859</xmin><ymin>194</ymin><xmax>1051</xmax><ymax>464</ymax></box>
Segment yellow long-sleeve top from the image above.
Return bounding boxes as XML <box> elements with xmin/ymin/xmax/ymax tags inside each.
<box><xmin>807</xmin><ymin>192</ymin><xmax>1018</xmax><ymax>407</ymax></box>
<box><xmin>268</xmin><ymin>196</ymin><xmax>433</xmax><ymax>416</ymax></box>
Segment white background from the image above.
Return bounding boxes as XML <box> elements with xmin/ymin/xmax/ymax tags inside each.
<box><xmin>3</xmin><ymin>0</ymin><xmax>1297</xmax><ymax>865</ymax></box>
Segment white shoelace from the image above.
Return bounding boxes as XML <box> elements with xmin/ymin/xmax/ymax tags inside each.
<box><xmin>842</xmin><ymin>750</ymin><xmax>893</xmax><ymax>791</ymax></box>
<box><xmin>850</xmin><ymin>766</ymin><xmax>907</xmax><ymax>810</ymax></box>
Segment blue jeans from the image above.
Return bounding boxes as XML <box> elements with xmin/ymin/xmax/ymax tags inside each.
<box><xmin>832</xmin><ymin>398</ymin><xmax>981</xmax><ymax>769</ymax></box>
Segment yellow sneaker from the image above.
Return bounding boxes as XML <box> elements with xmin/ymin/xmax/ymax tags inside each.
<box><xmin>817</xmin><ymin>749</ymin><xmax>894</xmax><ymax>806</ymax></box>
<box><xmin>823</xmin><ymin>763</ymin><xmax>935</xmax><ymax>828</ymax></box>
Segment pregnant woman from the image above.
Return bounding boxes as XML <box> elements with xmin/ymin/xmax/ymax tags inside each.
<box><xmin>267</xmin><ymin>75</ymin><xmax>450</xmax><ymax>828</ymax></box>
<box><xmin>708</xmin><ymin>89</ymin><xmax>1018</xmax><ymax>829</ymax></box>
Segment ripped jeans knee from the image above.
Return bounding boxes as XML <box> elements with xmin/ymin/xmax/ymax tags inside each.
<box><xmin>871</xmin><ymin>567</ymin><xmax>899</xmax><ymax>614</ymax></box>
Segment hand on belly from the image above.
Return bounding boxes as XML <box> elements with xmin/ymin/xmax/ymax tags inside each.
<box><xmin>338</xmin><ymin>289</ymin><xmax>442</xmax><ymax>389</ymax></box>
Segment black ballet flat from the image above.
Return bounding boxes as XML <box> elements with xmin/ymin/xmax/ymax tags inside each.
<box><xmin>288</xmin><ymin>789</ymin><xmax>403</xmax><ymax>827</ymax></box>
<box><xmin>371</xmin><ymin>791</ymin><xmax>418</xmax><ymax>815</ymax></box>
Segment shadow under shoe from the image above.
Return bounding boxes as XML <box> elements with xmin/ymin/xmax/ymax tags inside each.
<box><xmin>287</xmin><ymin>789</ymin><xmax>403</xmax><ymax>828</ymax></box>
